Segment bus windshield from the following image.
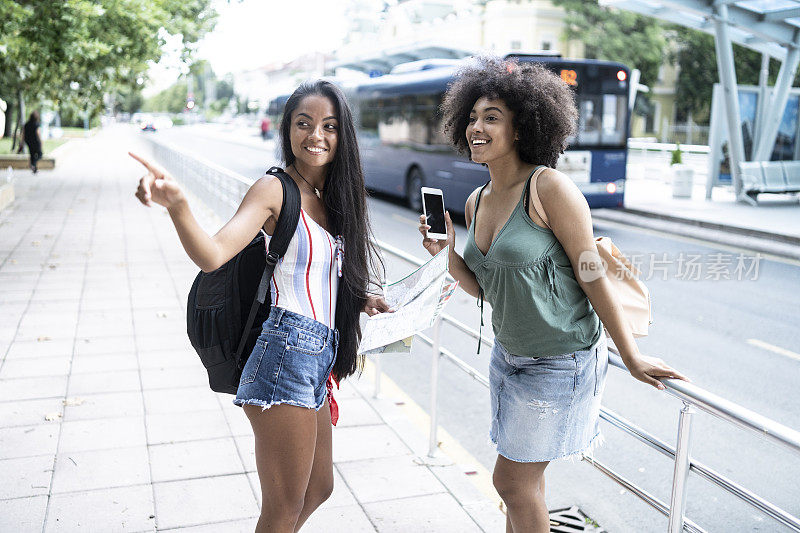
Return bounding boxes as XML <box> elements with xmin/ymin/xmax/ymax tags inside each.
<box><xmin>573</xmin><ymin>94</ymin><xmax>627</xmax><ymax>147</ymax></box>
<box><xmin>350</xmin><ymin>56</ymin><xmax>630</xmax><ymax>212</ymax></box>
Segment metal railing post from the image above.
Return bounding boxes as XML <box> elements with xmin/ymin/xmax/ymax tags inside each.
<box><xmin>668</xmin><ymin>402</ymin><xmax>695</xmax><ymax>533</ymax></box>
<box><xmin>427</xmin><ymin>317</ymin><xmax>442</xmax><ymax>457</ymax></box>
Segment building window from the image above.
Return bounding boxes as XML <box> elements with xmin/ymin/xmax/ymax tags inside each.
<box><xmin>541</xmin><ymin>41</ymin><xmax>552</xmax><ymax>51</ymax></box>
<box><xmin>511</xmin><ymin>40</ymin><xmax>521</xmax><ymax>50</ymax></box>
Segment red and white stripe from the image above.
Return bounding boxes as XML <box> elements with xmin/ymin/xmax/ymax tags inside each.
<box><xmin>266</xmin><ymin>209</ymin><xmax>339</xmax><ymax>328</ymax></box>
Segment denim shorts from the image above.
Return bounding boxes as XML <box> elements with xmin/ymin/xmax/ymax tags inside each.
<box><xmin>234</xmin><ymin>307</ymin><xmax>338</xmax><ymax>411</ymax></box>
<box><xmin>489</xmin><ymin>333</ymin><xmax>608</xmax><ymax>463</ymax></box>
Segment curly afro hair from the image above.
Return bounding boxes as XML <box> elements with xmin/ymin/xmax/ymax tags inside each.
<box><xmin>441</xmin><ymin>56</ymin><xmax>578</xmax><ymax>169</ymax></box>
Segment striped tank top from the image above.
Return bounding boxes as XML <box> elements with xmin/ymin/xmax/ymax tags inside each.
<box><xmin>267</xmin><ymin>209</ymin><xmax>342</xmax><ymax>328</ymax></box>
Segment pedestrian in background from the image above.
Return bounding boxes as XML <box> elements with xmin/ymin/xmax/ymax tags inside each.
<box><xmin>132</xmin><ymin>79</ymin><xmax>389</xmax><ymax>533</ymax></box>
<box><xmin>23</xmin><ymin>111</ymin><xmax>42</xmax><ymax>173</ymax></box>
<box><xmin>419</xmin><ymin>56</ymin><xmax>689</xmax><ymax>533</ymax></box>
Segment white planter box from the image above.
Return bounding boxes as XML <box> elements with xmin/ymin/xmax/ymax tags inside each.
<box><xmin>671</xmin><ymin>164</ymin><xmax>694</xmax><ymax>198</ymax></box>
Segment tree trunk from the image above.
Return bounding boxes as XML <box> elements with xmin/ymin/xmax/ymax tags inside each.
<box><xmin>11</xmin><ymin>91</ymin><xmax>24</xmax><ymax>153</ymax></box>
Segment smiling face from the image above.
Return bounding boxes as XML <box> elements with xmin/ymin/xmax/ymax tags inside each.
<box><xmin>466</xmin><ymin>96</ymin><xmax>517</xmax><ymax>164</ymax></box>
<box><xmin>289</xmin><ymin>94</ymin><xmax>339</xmax><ymax>170</ymax></box>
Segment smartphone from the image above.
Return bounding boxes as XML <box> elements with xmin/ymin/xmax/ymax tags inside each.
<box><xmin>421</xmin><ymin>187</ymin><xmax>447</xmax><ymax>240</ymax></box>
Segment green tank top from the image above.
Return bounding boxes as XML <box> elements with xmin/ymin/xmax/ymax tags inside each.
<box><xmin>463</xmin><ymin>168</ymin><xmax>602</xmax><ymax>358</ymax></box>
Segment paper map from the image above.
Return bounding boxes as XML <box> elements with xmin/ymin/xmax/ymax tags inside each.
<box><xmin>358</xmin><ymin>247</ymin><xmax>458</xmax><ymax>355</ymax></box>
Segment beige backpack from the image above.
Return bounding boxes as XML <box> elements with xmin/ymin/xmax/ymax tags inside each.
<box><xmin>528</xmin><ymin>167</ymin><xmax>653</xmax><ymax>337</ymax></box>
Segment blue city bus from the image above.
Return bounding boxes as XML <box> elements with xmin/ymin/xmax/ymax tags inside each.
<box><xmin>347</xmin><ymin>54</ymin><xmax>630</xmax><ymax>213</ymax></box>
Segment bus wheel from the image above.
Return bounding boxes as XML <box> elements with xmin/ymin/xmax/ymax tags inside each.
<box><xmin>406</xmin><ymin>168</ymin><xmax>424</xmax><ymax>212</ymax></box>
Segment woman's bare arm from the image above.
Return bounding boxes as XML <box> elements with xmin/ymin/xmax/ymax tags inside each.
<box><xmin>131</xmin><ymin>152</ymin><xmax>282</xmax><ymax>272</ymax></box>
<box><xmin>536</xmin><ymin>169</ymin><xmax>689</xmax><ymax>389</ymax></box>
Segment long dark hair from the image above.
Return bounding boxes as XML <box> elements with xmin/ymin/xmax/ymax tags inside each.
<box><xmin>279</xmin><ymin>80</ymin><xmax>382</xmax><ymax>381</ymax></box>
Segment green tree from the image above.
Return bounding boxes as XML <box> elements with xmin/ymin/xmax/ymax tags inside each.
<box><xmin>113</xmin><ymin>83</ymin><xmax>146</xmax><ymax>116</ymax></box>
<box><xmin>0</xmin><ymin>0</ymin><xmax>217</xmax><ymax>142</ymax></box>
<box><xmin>142</xmin><ymin>62</ymin><xmax>237</xmax><ymax>115</ymax></box>
<box><xmin>551</xmin><ymin>0</ymin><xmax>668</xmax><ymax>87</ymax></box>
<box><xmin>143</xmin><ymin>83</ymin><xmax>189</xmax><ymax>114</ymax></box>
<box><xmin>216</xmin><ymin>77</ymin><xmax>235</xmax><ymax>101</ymax></box>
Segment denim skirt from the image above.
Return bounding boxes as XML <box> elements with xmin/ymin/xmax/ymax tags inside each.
<box><xmin>489</xmin><ymin>333</ymin><xmax>608</xmax><ymax>463</ymax></box>
<box><xmin>234</xmin><ymin>307</ymin><xmax>338</xmax><ymax>411</ymax></box>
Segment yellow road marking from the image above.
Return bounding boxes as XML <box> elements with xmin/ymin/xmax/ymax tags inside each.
<box><xmin>746</xmin><ymin>338</ymin><xmax>800</xmax><ymax>362</ymax></box>
<box><xmin>361</xmin><ymin>360</ymin><xmax>502</xmax><ymax>509</ymax></box>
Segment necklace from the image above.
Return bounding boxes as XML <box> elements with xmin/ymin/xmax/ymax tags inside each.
<box><xmin>292</xmin><ymin>164</ymin><xmax>324</xmax><ymax>199</ymax></box>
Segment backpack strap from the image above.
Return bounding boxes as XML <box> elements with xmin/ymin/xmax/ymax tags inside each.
<box><xmin>260</xmin><ymin>167</ymin><xmax>301</xmax><ymax>303</ymax></box>
<box><xmin>234</xmin><ymin>167</ymin><xmax>301</xmax><ymax>367</ymax></box>
<box><xmin>472</xmin><ymin>181</ymin><xmax>490</xmax><ymax>354</ymax></box>
<box><xmin>523</xmin><ymin>165</ymin><xmax>550</xmax><ymax>229</ymax></box>
<box><xmin>472</xmin><ymin>180</ymin><xmax>490</xmax><ymax>228</ymax></box>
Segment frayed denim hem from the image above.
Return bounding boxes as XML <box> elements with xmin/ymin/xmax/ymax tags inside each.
<box><xmin>488</xmin><ymin>430</ymin><xmax>605</xmax><ymax>463</ymax></box>
<box><xmin>559</xmin><ymin>431</ymin><xmax>605</xmax><ymax>463</ymax></box>
<box><xmin>233</xmin><ymin>398</ymin><xmax>325</xmax><ymax>412</ymax></box>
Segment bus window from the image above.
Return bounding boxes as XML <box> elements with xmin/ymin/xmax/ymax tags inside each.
<box><xmin>406</xmin><ymin>93</ymin><xmax>448</xmax><ymax>147</ymax></box>
<box><xmin>577</xmin><ymin>97</ymin><xmax>601</xmax><ymax>145</ymax></box>
<box><xmin>601</xmin><ymin>94</ymin><xmax>626</xmax><ymax>146</ymax></box>
<box><xmin>360</xmin><ymin>99</ymin><xmax>380</xmax><ymax>147</ymax></box>
<box><xmin>378</xmin><ymin>96</ymin><xmax>410</xmax><ymax>145</ymax></box>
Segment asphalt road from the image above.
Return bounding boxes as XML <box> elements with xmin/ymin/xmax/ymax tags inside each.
<box><xmin>153</xmin><ymin>125</ymin><xmax>800</xmax><ymax>532</ymax></box>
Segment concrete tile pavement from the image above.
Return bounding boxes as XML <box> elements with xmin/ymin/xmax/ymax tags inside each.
<box><xmin>0</xmin><ymin>128</ymin><xmax>504</xmax><ymax>532</ymax></box>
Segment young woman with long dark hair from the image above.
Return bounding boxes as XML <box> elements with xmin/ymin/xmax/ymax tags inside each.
<box><xmin>132</xmin><ymin>80</ymin><xmax>388</xmax><ymax>532</ymax></box>
<box><xmin>419</xmin><ymin>57</ymin><xmax>688</xmax><ymax>532</ymax></box>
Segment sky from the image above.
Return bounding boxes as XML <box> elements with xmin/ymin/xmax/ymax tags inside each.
<box><xmin>145</xmin><ymin>0</ymin><xmax>351</xmax><ymax>95</ymax></box>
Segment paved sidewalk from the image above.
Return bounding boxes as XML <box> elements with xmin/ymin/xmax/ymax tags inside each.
<box><xmin>0</xmin><ymin>129</ymin><xmax>503</xmax><ymax>532</ymax></box>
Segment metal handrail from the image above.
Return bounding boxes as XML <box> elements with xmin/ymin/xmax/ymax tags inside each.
<box><xmin>374</xmin><ymin>238</ymin><xmax>800</xmax><ymax>533</ymax></box>
<box><xmin>147</xmin><ymin>137</ymin><xmax>800</xmax><ymax>533</ymax></box>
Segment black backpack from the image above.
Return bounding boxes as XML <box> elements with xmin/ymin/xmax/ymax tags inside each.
<box><xmin>186</xmin><ymin>167</ymin><xmax>301</xmax><ymax>394</ymax></box>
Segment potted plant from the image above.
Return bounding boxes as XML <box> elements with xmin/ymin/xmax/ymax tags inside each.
<box><xmin>671</xmin><ymin>143</ymin><xmax>693</xmax><ymax>198</ymax></box>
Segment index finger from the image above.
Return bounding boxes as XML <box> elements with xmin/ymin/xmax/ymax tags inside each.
<box><xmin>128</xmin><ymin>151</ymin><xmax>156</xmax><ymax>173</ymax></box>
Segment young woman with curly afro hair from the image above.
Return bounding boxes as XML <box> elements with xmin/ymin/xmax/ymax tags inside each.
<box><xmin>419</xmin><ymin>56</ymin><xmax>688</xmax><ymax>532</ymax></box>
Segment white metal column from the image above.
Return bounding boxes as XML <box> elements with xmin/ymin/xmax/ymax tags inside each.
<box><xmin>706</xmin><ymin>85</ymin><xmax>725</xmax><ymax>199</ymax></box>
<box><xmin>753</xmin><ymin>53</ymin><xmax>771</xmax><ymax>153</ymax></box>
<box><xmin>753</xmin><ymin>42</ymin><xmax>800</xmax><ymax>161</ymax></box>
<box><xmin>713</xmin><ymin>3</ymin><xmax>748</xmax><ymax>201</ymax></box>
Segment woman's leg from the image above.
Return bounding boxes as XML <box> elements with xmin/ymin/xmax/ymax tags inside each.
<box><xmin>244</xmin><ymin>403</ymin><xmax>319</xmax><ymax>533</ymax></box>
<box><xmin>293</xmin><ymin>397</ymin><xmax>334</xmax><ymax>531</ymax></box>
<box><xmin>493</xmin><ymin>455</ymin><xmax>550</xmax><ymax>533</ymax></box>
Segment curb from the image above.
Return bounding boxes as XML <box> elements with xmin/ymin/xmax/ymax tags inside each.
<box><xmin>619</xmin><ymin>207</ymin><xmax>800</xmax><ymax>246</ymax></box>
<box><xmin>592</xmin><ymin>208</ymin><xmax>800</xmax><ymax>262</ymax></box>
<box><xmin>0</xmin><ymin>155</ymin><xmax>56</xmax><ymax>170</ymax></box>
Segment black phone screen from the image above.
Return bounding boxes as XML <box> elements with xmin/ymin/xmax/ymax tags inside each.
<box><xmin>423</xmin><ymin>193</ymin><xmax>446</xmax><ymax>235</ymax></box>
